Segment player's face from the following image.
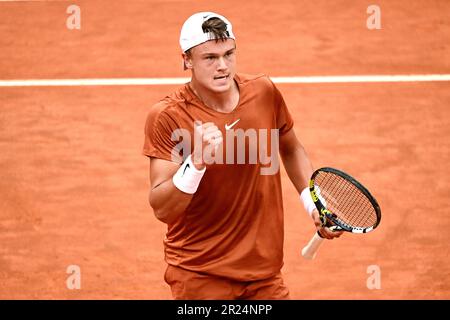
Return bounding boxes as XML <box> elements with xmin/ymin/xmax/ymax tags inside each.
<box><xmin>186</xmin><ymin>39</ymin><xmax>237</xmax><ymax>93</ymax></box>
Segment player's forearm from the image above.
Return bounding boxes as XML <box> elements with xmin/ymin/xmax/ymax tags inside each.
<box><xmin>280</xmin><ymin>143</ymin><xmax>314</xmax><ymax>195</ymax></box>
<box><xmin>149</xmin><ymin>180</ymin><xmax>193</xmax><ymax>224</ymax></box>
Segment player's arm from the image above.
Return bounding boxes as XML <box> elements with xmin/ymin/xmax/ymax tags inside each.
<box><xmin>279</xmin><ymin>129</ymin><xmax>342</xmax><ymax>239</ymax></box>
<box><xmin>278</xmin><ymin>129</ymin><xmax>313</xmax><ymax>193</ymax></box>
<box><xmin>148</xmin><ymin>157</ymin><xmax>195</xmax><ymax>224</ymax></box>
<box><xmin>148</xmin><ymin>122</ymin><xmax>222</xmax><ymax>224</ymax></box>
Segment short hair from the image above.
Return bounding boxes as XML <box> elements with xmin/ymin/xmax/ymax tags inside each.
<box><xmin>202</xmin><ymin>17</ymin><xmax>230</xmax><ymax>41</ymax></box>
<box><xmin>185</xmin><ymin>17</ymin><xmax>230</xmax><ymax>57</ymax></box>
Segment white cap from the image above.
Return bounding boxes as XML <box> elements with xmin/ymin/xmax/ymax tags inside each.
<box><xmin>179</xmin><ymin>12</ymin><xmax>235</xmax><ymax>53</ymax></box>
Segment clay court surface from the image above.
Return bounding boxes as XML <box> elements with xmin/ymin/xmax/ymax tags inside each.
<box><xmin>0</xmin><ymin>0</ymin><xmax>449</xmax><ymax>299</ymax></box>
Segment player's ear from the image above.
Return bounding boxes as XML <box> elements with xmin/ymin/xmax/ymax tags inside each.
<box><xmin>182</xmin><ymin>52</ymin><xmax>193</xmax><ymax>70</ymax></box>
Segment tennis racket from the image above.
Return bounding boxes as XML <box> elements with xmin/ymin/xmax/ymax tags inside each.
<box><xmin>301</xmin><ymin>167</ymin><xmax>381</xmax><ymax>260</ymax></box>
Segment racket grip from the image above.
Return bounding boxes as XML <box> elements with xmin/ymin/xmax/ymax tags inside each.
<box><xmin>301</xmin><ymin>231</ymin><xmax>325</xmax><ymax>260</ymax></box>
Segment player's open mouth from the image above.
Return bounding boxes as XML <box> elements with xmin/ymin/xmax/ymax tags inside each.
<box><xmin>214</xmin><ymin>75</ymin><xmax>229</xmax><ymax>80</ymax></box>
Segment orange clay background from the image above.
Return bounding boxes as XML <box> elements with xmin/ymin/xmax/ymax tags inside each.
<box><xmin>0</xmin><ymin>0</ymin><xmax>449</xmax><ymax>299</ymax></box>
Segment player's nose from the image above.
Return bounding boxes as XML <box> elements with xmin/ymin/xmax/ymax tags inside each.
<box><xmin>216</xmin><ymin>56</ymin><xmax>228</xmax><ymax>71</ymax></box>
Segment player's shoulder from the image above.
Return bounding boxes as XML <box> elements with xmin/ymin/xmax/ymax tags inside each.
<box><xmin>235</xmin><ymin>73</ymin><xmax>277</xmax><ymax>99</ymax></box>
<box><xmin>235</xmin><ymin>73</ymin><xmax>276</xmax><ymax>91</ymax></box>
<box><xmin>145</xmin><ymin>85</ymin><xmax>190</xmax><ymax>123</ymax></box>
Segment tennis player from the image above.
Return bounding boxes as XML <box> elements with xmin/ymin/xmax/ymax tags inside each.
<box><xmin>143</xmin><ymin>12</ymin><xmax>343</xmax><ymax>300</ymax></box>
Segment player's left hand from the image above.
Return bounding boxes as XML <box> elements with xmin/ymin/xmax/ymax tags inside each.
<box><xmin>311</xmin><ymin>208</ymin><xmax>344</xmax><ymax>240</ymax></box>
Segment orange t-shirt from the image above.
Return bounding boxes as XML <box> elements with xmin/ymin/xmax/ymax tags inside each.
<box><xmin>143</xmin><ymin>73</ymin><xmax>294</xmax><ymax>281</ymax></box>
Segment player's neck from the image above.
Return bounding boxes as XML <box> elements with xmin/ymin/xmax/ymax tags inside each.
<box><xmin>189</xmin><ymin>79</ymin><xmax>239</xmax><ymax>113</ymax></box>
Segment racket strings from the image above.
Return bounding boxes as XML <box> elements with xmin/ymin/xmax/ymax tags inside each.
<box><xmin>315</xmin><ymin>172</ymin><xmax>378</xmax><ymax>228</ymax></box>
<box><xmin>336</xmin><ymin>176</ymin><xmax>374</xmax><ymax>226</ymax></box>
<box><xmin>329</xmin><ymin>176</ymin><xmax>376</xmax><ymax>228</ymax></box>
<box><xmin>334</xmin><ymin>180</ymin><xmax>377</xmax><ymax>228</ymax></box>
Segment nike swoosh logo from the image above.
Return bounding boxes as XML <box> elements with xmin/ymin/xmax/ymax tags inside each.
<box><xmin>225</xmin><ymin>119</ymin><xmax>240</xmax><ymax>130</ymax></box>
<box><xmin>182</xmin><ymin>163</ymin><xmax>190</xmax><ymax>176</ymax></box>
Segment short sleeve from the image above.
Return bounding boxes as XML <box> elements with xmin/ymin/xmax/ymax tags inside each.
<box><xmin>142</xmin><ymin>103</ymin><xmax>182</xmax><ymax>163</ymax></box>
<box><xmin>271</xmin><ymin>81</ymin><xmax>294</xmax><ymax>135</ymax></box>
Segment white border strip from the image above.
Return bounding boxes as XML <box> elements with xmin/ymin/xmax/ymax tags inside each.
<box><xmin>0</xmin><ymin>75</ymin><xmax>449</xmax><ymax>87</ymax></box>
<box><xmin>272</xmin><ymin>74</ymin><xmax>450</xmax><ymax>83</ymax></box>
<box><xmin>0</xmin><ymin>78</ymin><xmax>191</xmax><ymax>87</ymax></box>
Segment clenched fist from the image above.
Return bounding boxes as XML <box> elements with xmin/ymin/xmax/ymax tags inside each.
<box><xmin>192</xmin><ymin>121</ymin><xmax>223</xmax><ymax>169</ymax></box>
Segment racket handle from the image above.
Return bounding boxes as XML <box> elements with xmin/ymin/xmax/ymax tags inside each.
<box><xmin>301</xmin><ymin>231</ymin><xmax>325</xmax><ymax>260</ymax></box>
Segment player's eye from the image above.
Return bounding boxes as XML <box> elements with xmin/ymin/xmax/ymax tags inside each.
<box><xmin>225</xmin><ymin>50</ymin><xmax>235</xmax><ymax>57</ymax></box>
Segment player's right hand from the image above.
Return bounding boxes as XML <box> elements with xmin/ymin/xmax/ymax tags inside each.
<box><xmin>192</xmin><ymin>122</ymin><xmax>223</xmax><ymax>169</ymax></box>
<box><xmin>312</xmin><ymin>208</ymin><xmax>344</xmax><ymax>240</ymax></box>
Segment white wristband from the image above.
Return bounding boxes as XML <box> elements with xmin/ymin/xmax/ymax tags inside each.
<box><xmin>300</xmin><ymin>187</ymin><xmax>316</xmax><ymax>218</ymax></box>
<box><xmin>172</xmin><ymin>155</ymin><xmax>206</xmax><ymax>194</ymax></box>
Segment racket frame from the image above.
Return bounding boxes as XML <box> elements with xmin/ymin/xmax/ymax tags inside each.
<box><xmin>309</xmin><ymin>167</ymin><xmax>381</xmax><ymax>234</ymax></box>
